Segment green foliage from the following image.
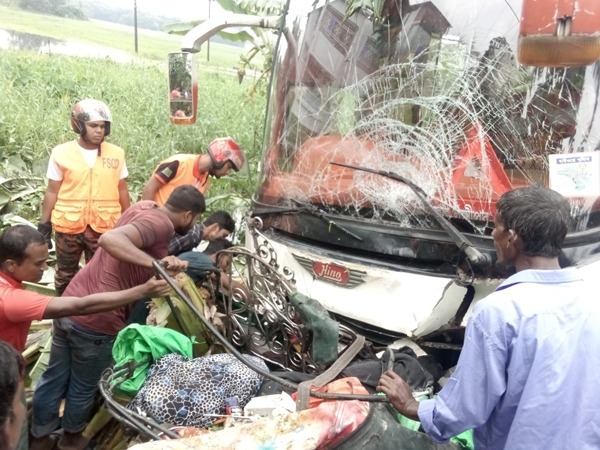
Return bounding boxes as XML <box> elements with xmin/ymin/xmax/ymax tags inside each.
<box><xmin>218</xmin><ymin>0</ymin><xmax>286</xmax><ymax>15</ymax></box>
<box><xmin>168</xmin><ymin>53</ymin><xmax>192</xmax><ymax>92</ymax></box>
<box><xmin>0</xmin><ymin>157</ymin><xmax>44</xmax><ymax>218</ymax></box>
<box><xmin>19</xmin><ymin>0</ymin><xmax>86</xmax><ymax>19</ymax></box>
<box><xmin>0</xmin><ymin>50</ymin><xmax>266</xmax><ymax>224</ymax></box>
<box><xmin>345</xmin><ymin>0</ymin><xmax>385</xmax><ymax>24</ymax></box>
<box><xmin>217</xmin><ymin>0</ymin><xmax>286</xmax><ymax>86</ymax></box>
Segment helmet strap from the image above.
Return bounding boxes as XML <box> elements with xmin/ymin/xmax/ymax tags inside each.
<box><xmin>208</xmin><ymin>155</ymin><xmax>221</xmax><ymax>176</ymax></box>
<box><xmin>79</xmin><ymin>133</ymin><xmax>103</xmax><ymax>152</ymax></box>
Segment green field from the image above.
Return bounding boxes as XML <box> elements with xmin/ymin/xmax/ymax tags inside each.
<box><xmin>0</xmin><ymin>27</ymin><xmax>268</xmax><ymax>228</ymax></box>
<box><xmin>0</xmin><ymin>5</ymin><xmax>251</xmax><ymax>69</ymax></box>
<box><xmin>0</xmin><ymin>5</ymin><xmax>271</xmax><ymax>228</ymax></box>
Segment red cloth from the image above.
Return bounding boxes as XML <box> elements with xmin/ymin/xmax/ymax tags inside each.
<box><xmin>0</xmin><ymin>272</ymin><xmax>52</xmax><ymax>351</ymax></box>
<box><xmin>291</xmin><ymin>376</ymin><xmax>369</xmax><ymax>409</ymax></box>
<box><xmin>69</xmin><ymin>201</ymin><xmax>174</xmax><ymax>335</ymax></box>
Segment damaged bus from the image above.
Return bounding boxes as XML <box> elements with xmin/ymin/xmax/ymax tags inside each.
<box><xmin>168</xmin><ymin>0</ymin><xmax>600</xmax><ymax>365</ymax></box>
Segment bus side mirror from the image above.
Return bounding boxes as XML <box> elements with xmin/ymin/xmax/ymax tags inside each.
<box><xmin>518</xmin><ymin>0</ymin><xmax>600</xmax><ymax>67</ymax></box>
<box><xmin>168</xmin><ymin>52</ymin><xmax>197</xmax><ymax>125</ymax></box>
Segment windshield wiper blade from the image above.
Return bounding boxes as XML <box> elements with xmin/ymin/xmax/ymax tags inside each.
<box><xmin>330</xmin><ymin>162</ymin><xmax>490</xmax><ymax>267</ymax></box>
<box><xmin>290</xmin><ymin>199</ymin><xmax>363</xmax><ymax>241</ymax></box>
<box><xmin>253</xmin><ymin>202</ymin><xmax>363</xmax><ymax>241</ymax></box>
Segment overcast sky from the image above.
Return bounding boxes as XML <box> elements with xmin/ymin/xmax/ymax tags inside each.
<box><xmin>97</xmin><ymin>0</ymin><xmax>227</xmax><ymax>21</ymax></box>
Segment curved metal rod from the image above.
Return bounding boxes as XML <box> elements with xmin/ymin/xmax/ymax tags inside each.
<box><xmin>98</xmin><ymin>368</ymin><xmax>180</xmax><ymax>440</ymax></box>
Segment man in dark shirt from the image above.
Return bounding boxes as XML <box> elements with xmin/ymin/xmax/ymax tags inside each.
<box><xmin>30</xmin><ymin>185</ymin><xmax>205</xmax><ymax>450</ymax></box>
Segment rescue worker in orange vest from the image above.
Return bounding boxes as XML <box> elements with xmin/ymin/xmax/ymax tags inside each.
<box><xmin>141</xmin><ymin>137</ymin><xmax>245</xmax><ymax>206</ymax></box>
<box><xmin>38</xmin><ymin>99</ymin><xmax>130</xmax><ymax>295</ymax></box>
<box><xmin>141</xmin><ymin>137</ymin><xmax>245</xmax><ymax>255</ymax></box>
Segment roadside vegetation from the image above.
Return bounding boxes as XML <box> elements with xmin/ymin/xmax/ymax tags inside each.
<box><xmin>0</xmin><ymin>48</ymin><xmax>267</xmax><ymax>231</ymax></box>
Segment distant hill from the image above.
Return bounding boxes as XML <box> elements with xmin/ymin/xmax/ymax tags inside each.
<box><xmin>82</xmin><ymin>0</ymin><xmax>178</xmax><ymax>32</ymax></box>
<box><xmin>0</xmin><ymin>0</ymin><xmax>244</xmax><ymax>48</ymax></box>
<box><xmin>81</xmin><ymin>0</ymin><xmax>243</xmax><ymax>47</ymax></box>
<box><xmin>0</xmin><ymin>0</ymin><xmax>178</xmax><ymax>29</ymax></box>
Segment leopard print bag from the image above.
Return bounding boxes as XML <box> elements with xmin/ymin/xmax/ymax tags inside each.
<box><xmin>129</xmin><ymin>353</ymin><xmax>267</xmax><ymax>428</ymax></box>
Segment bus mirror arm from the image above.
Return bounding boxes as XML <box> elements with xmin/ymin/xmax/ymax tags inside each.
<box><xmin>180</xmin><ymin>14</ymin><xmax>293</xmax><ymax>53</ymax></box>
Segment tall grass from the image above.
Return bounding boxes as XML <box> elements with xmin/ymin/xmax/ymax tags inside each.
<box><xmin>0</xmin><ymin>49</ymin><xmax>267</xmax><ymax>222</ymax></box>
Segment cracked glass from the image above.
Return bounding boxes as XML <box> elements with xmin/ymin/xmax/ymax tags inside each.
<box><xmin>256</xmin><ymin>0</ymin><xmax>600</xmax><ymax>238</ymax></box>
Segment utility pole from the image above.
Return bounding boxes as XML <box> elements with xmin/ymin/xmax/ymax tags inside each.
<box><xmin>134</xmin><ymin>0</ymin><xmax>138</xmax><ymax>53</ymax></box>
<box><xmin>207</xmin><ymin>0</ymin><xmax>211</xmax><ymax>62</ymax></box>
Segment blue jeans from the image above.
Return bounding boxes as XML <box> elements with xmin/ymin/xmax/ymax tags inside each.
<box><xmin>31</xmin><ymin>317</ymin><xmax>115</xmax><ymax>437</ymax></box>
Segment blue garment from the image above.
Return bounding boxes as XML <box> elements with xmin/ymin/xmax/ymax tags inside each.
<box><xmin>418</xmin><ymin>268</ymin><xmax>600</xmax><ymax>450</ymax></box>
<box><xmin>31</xmin><ymin>317</ymin><xmax>115</xmax><ymax>437</ymax></box>
<box><xmin>178</xmin><ymin>251</ymin><xmax>218</xmax><ymax>283</ymax></box>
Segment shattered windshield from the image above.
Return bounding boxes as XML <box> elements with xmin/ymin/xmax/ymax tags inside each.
<box><xmin>257</xmin><ymin>0</ymin><xmax>600</xmax><ymax>235</ymax></box>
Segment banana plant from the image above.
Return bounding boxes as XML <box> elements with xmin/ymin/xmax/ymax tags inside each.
<box><xmin>345</xmin><ymin>0</ymin><xmax>386</xmax><ymax>23</ymax></box>
<box><xmin>0</xmin><ymin>155</ymin><xmax>45</xmax><ymax>226</ymax></box>
<box><xmin>0</xmin><ymin>178</ymin><xmax>41</xmax><ymax>213</ymax></box>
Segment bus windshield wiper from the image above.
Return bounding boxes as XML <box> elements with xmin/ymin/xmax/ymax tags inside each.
<box><xmin>330</xmin><ymin>162</ymin><xmax>490</xmax><ymax>267</ymax></box>
<box><xmin>253</xmin><ymin>201</ymin><xmax>363</xmax><ymax>241</ymax></box>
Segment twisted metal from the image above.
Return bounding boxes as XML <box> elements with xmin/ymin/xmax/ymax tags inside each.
<box><xmin>218</xmin><ymin>238</ymin><xmax>320</xmax><ymax>372</ymax></box>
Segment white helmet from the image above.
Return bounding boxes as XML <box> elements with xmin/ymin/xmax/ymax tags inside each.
<box><xmin>70</xmin><ymin>99</ymin><xmax>112</xmax><ymax>136</ymax></box>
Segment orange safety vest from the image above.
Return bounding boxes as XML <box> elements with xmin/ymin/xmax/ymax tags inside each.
<box><xmin>51</xmin><ymin>141</ymin><xmax>125</xmax><ymax>234</ymax></box>
<box><xmin>153</xmin><ymin>154</ymin><xmax>210</xmax><ymax>206</ymax></box>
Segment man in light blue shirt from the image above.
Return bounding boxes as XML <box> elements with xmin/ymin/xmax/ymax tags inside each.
<box><xmin>377</xmin><ymin>186</ymin><xmax>600</xmax><ymax>449</ymax></box>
